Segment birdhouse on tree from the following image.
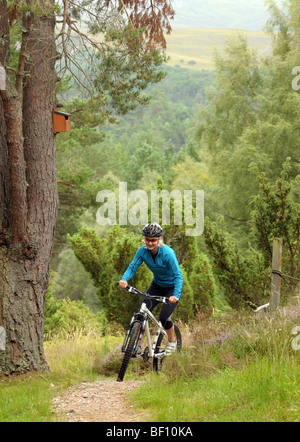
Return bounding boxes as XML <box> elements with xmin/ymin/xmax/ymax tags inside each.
<box><xmin>53</xmin><ymin>108</ymin><xmax>71</xmax><ymax>134</ymax></box>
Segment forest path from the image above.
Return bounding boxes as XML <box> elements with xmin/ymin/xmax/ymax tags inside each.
<box><xmin>52</xmin><ymin>379</ymin><xmax>149</xmax><ymax>422</ymax></box>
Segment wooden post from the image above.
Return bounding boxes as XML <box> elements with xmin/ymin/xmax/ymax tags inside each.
<box><xmin>270</xmin><ymin>238</ymin><xmax>282</xmax><ymax>312</ymax></box>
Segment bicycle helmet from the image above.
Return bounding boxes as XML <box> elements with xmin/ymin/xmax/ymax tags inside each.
<box><xmin>142</xmin><ymin>223</ymin><xmax>163</xmax><ymax>238</ymax></box>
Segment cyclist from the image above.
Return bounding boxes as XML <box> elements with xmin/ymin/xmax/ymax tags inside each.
<box><xmin>119</xmin><ymin>223</ymin><xmax>183</xmax><ymax>354</ymax></box>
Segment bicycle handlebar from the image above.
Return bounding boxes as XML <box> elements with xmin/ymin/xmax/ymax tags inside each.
<box><xmin>116</xmin><ymin>282</ymin><xmax>169</xmax><ymax>304</ymax></box>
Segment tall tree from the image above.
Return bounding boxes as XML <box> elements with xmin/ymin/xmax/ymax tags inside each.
<box><xmin>0</xmin><ymin>0</ymin><xmax>174</xmax><ymax>374</ymax></box>
<box><xmin>196</xmin><ymin>0</ymin><xmax>300</xmax><ymax>242</ymax></box>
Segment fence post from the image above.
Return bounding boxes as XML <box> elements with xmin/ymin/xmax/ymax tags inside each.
<box><xmin>270</xmin><ymin>237</ymin><xmax>282</xmax><ymax>312</ymax></box>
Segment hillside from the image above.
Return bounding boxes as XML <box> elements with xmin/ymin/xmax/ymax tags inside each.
<box><xmin>165</xmin><ymin>28</ymin><xmax>272</xmax><ymax>70</ymax></box>
<box><xmin>172</xmin><ymin>0</ymin><xmax>270</xmax><ymax>30</ymax></box>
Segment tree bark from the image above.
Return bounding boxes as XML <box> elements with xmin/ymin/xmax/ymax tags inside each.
<box><xmin>0</xmin><ymin>0</ymin><xmax>58</xmax><ymax>375</ymax></box>
<box><xmin>0</xmin><ymin>0</ymin><xmax>11</xmax><ymax>235</ymax></box>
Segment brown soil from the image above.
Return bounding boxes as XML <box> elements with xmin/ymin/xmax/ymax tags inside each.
<box><xmin>52</xmin><ymin>379</ymin><xmax>149</xmax><ymax>422</ymax></box>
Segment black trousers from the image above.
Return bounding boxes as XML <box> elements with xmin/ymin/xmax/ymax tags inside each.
<box><xmin>144</xmin><ymin>281</ymin><xmax>180</xmax><ymax>330</ymax></box>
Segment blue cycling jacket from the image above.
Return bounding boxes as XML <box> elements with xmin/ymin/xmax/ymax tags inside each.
<box><xmin>121</xmin><ymin>244</ymin><xmax>183</xmax><ymax>299</ymax></box>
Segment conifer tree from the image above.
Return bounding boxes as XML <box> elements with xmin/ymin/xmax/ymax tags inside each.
<box><xmin>0</xmin><ymin>0</ymin><xmax>174</xmax><ymax>374</ymax></box>
<box><xmin>197</xmin><ymin>0</ymin><xmax>300</xmax><ymax>240</ymax></box>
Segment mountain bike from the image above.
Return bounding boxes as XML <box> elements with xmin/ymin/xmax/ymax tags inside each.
<box><xmin>116</xmin><ymin>284</ymin><xmax>182</xmax><ymax>382</ymax></box>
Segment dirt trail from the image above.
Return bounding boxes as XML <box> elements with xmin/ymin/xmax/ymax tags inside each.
<box><xmin>52</xmin><ymin>379</ymin><xmax>149</xmax><ymax>422</ymax></box>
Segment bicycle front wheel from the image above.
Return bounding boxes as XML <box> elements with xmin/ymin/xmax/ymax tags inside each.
<box><xmin>153</xmin><ymin>324</ymin><xmax>182</xmax><ymax>373</ymax></box>
<box><xmin>117</xmin><ymin>322</ymin><xmax>140</xmax><ymax>382</ymax></box>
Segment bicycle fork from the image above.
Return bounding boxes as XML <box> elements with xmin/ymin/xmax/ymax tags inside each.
<box><xmin>121</xmin><ymin>314</ymin><xmax>168</xmax><ymax>360</ymax></box>
<box><xmin>121</xmin><ymin>314</ymin><xmax>145</xmax><ymax>357</ymax></box>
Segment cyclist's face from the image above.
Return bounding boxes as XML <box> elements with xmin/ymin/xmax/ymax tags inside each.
<box><xmin>144</xmin><ymin>237</ymin><xmax>159</xmax><ymax>252</ymax></box>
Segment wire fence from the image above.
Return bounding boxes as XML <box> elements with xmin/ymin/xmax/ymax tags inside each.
<box><xmin>255</xmin><ymin>238</ymin><xmax>300</xmax><ymax>312</ymax></box>
<box><xmin>281</xmin><ymin>273</ymin><xmax>300</xmax><ymax>282</ymax></box>
<box><xmin>272</xmin><ymin>269</ymin><xmax>300</xmax><ymax>282</ymax></box>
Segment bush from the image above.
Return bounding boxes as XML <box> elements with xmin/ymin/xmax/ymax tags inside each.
<box><xmin>204</xmin><ymin>216</ymin><xmax>269</xmax><ymax>309</ymax></box>
<box><xmin>97</xmin><ymin>344</ymin><xmax>123</xmax><ymax>376</ymax></box>
<box><xmin>189</xmin><ymin>252</ymin><xmax>217</xmax><ymax>309</ymax></box>
<box><xmin>44</xmin><ymin>275</ymin><xmax>108</xmax><ymax>339</ymax></box>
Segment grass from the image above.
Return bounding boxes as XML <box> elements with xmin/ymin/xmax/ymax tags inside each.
<box><xmin>130</xmin><ymin>356</ymin><xmax>300</xmax><ymax>422</ymax></box>
<box><xmin>129</xmin><ymin>301</ymin><xmax>300</xmax><ymax>422</ymax></box>
<box><xmin>0</xmin><ymin>333</ymin><xmax>122</xmax><ymax>422</ymax></box>
<box><xmin>0</xmin><ymin>301</ymin><xmax>300</xmax><ymax>422</ymax></box>
<box><xmin>165</xmin><ymin>28</ymin><xmax>271</xmax><ymax>70</ymax></box>
<box><xmin>0</xmin><ymin>371</ymin><xmax>82</xmax><ymax>422</ymax></box>
<box><xmin>44</xmin><ymin>331</ymin><xmax>121</xmax><ymax>376</ymax></box>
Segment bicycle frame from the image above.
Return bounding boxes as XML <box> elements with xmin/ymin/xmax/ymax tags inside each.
<box><xmin>121</xmin><ymin>298</ymin><xmax>169</xmax><ymax>360</ymax></box>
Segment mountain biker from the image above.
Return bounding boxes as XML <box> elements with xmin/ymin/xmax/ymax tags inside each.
<box><xmin>119</xmin><ymin>223</ymin><xmax>183</xmax><ymax>355</ymax></box>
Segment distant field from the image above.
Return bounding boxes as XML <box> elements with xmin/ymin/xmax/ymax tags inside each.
<box><xmin>165</xmin><ymin>28</ymin><xmax>272</xmax><ymax>70</ymax></box>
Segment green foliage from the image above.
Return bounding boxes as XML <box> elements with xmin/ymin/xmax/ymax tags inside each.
<box><xmin>204</xmin><ymin>158</ymin><xmax>300</xmax><ymax>308</ymax></box>
<box><xmin>52</xmin><ymin>1</ymin><xmax>300</xmax><ymax>327</ymax></box>
<box><xmin>55</xmin><ymin>130</ymin><xmax>116</xmax><ymax>255</ymax></box>
<box><xmin>93</xmin><ymin>25</ymin><xmax>167</xmax><ymax>114</ymax></box>
<box><xmin>69</xmin><ymin>226</ymin><xmax>151</xmax><ymax>326</ymax></box>
<box><xmin>265</xmin><ymin>0</ymin><xmax>300</xmax><ymax>56</ymax></box>
<box><xmin>196</xmin><ymin>34</ymin><xmax>264</xmax><ymax>227</ymax></box>
<box><xmin>204</xmin><ymin>217</ymin><xmax>269</xmax><ymax>309</ymax></box>
<box><xmin>52</xmin><ymin>248</ymin><xmax>100</xmax><ymax>312</ymax></box>
<box><xmin>175</xmin><ymin>267</ymin><xmax>194</xmax><ymax>322</ymax></box>
<box><xmin>62</xmin><ymin>96</ymin><xmax>114</xmax><ymax>128</ymax></box>
<box><xmin>68</xmin><ymin>227</ymin><xmax>105</xmax><ymax>284</ymax></box>
<box><xmin>44</xmin><ymin>273</ymin><xmax>107</xmax><ymax>339</ymax></box>
<box><xmin>69</xmin><ymin>224</ymin><xmax>217</xmax><ymax>326</ymax></box>
<box><xmin>189</xmin><ymin>253</ymin><xmax>217</xmax><ymax>309</ymax></box>
<box><xmin>195</xmin><ymin>3</ymin><xmax>300</xmax><ymax>241</ymax></box>
<box><xmin>52</xmin><ymin>63</ymin><xmax>218</xmax><ymax>326</ymax></box>
<box><xmin>99</xmin><ymin>66</ymin><xmax>213</xmax><ymax>153</ymax></box>
<box><xmin>53</xmin><ymin>66</ymin><xmax>214</xmax><ymax>256</ymax></box>
<box><xmin>250</xmin><ymin>158</ymin><xmax>300</xmax><ymax>290</ymax></box>
<box><xmin>97</xmin><ymin>226</ymin><xmax>153</xmax><ymax>324</ymax></box>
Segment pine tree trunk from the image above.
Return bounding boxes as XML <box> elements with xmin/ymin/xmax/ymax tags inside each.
<box><xmin>0</xmin><ymin>0</ymin><xmax>58</xmax><ymax>375</ymax></box>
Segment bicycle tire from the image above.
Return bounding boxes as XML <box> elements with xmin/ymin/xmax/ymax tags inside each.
<box><xmin>153</xmin><ymin>324</ymin><xmax>182</xmax><ymax>373</ymax></box>
<box><xmin>117</xmin><ymin>322</ymin><xmax>140</xmax><ymax>382</ymax></box>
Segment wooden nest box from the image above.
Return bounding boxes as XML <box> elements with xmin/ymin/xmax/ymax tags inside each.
<box><xmin>53</xmin><ymin>108</ymin><xmax>71</xmax><ymax>134</ymax></box>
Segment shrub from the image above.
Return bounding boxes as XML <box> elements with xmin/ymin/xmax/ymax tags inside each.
<box><xmin>189</xmin><ymin>252</ymin><xmax>217</xmax><ymax>309</ymax></box>
<box><xmin>97</xmin><ymin>344</ymin><xmax>123</xmax><ymax>376</ymax></box>
<box><xmin>44</xmin><ymin>275</ymin><xmax>107</xmax><ymax>339</ymax></box>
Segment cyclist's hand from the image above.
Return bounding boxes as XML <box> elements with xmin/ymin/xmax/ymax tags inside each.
<box><xmin>119</xmin><ymin>280</ymin><xmax>128</xmax><ymax>289</ymax></box>
<box><xmin>169</xmin><ymin>296</ymin><xmax>178</xmax><ymax>304</ymax></box>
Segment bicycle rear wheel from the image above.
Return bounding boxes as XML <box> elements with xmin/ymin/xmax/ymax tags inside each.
<box><xmin>117</xmin><ymin>322</ymin><xmax>140</xmax><ymax>382</ymax></box>
<box><xmin>153</xmin><ymin>324</ymin><xmax>182</xmax><ymax>372</ymax></box>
